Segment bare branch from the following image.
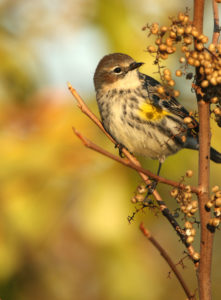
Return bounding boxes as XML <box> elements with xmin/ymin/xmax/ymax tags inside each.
<box><xmin>140</xmin><ymin>223</ymin><xmax>195</xmax><ymax>300</ymax></box>
<box><xmin>73</xmin><ymin>128</ymin><xmax>199</xmax><ymax>193</ymax></box>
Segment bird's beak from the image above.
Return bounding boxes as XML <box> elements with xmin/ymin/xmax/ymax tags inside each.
<box><xmin>128</xmin><ymin>62</ymin><xmax>144</xmax><ymax>71</ymax></box>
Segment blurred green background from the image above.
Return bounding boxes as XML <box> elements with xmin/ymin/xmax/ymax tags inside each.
<box><xmin>1</xmin><ymin>0</ymin><xmax>221</xmax><ymax>299</ymax></box>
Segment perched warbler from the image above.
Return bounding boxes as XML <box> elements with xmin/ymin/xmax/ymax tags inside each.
<box><xmin>93</xmin><ymin>53</ymin><xmax>221</xmax><ymax>166</ymax></box>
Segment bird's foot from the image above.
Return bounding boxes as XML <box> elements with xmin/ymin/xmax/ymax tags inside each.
<box><xmin>115</xmin><ymin>143</ymin><xmax>124</xmax><ymax>158</ymax></box>
<box><xmin>115</xmin><ymin>143</ymin><xmax>129</xmax><ymax>158</ymax></box>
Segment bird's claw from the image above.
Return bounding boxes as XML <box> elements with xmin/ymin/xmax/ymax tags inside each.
<box><xmin>115</xmin><ymin>143</ymin><xmax>125</xmax><ymax>158</ymax></box>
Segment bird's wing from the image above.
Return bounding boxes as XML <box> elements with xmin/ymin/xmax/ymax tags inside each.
<box><xmin>139</xmin><ymin>73</ymin><xmax>199</xmax><ymax>132</ymax></box>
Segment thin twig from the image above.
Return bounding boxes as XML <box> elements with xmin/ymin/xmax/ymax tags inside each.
<box><xmin>212</xmin><ymin>0</ymin><xmax>220</xmax><ymax>44</ymax></box>
<box><xmin>140</xmin><ymin>223</ymin><xmax>195</xmax><ymax>300</ymax></box>
<box><xmin>73</xmin><ymin>128</ymin><xmax>199</xmax><ymax>193</ymax></box>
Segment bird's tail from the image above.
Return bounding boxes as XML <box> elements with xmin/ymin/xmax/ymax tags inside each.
<box><xmin>210</xmin><ymin>147</ymin><xmax>221</xmax><ymax>163</ymax></box>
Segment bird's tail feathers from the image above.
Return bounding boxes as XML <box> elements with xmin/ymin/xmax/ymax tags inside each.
<box><xmin>210</xmin><ymin>147</ymin><xmax>221</xmax><ymax>163</ymax></box>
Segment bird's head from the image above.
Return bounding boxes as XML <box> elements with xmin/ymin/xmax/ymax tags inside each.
<box><xmin>93</xmin><ymin>53</ymin><xmax>144</xmax><ymax>91</ymax></box>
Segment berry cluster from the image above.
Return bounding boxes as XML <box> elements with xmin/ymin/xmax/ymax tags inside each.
<box><xmin>184</xmin><ymin>221</ymin><xmax>197</xmax><ymax>247</ymax></box>
<box><xmin>131</xmin><ymin>183</ymin><xmax>148</xmax><ymax>203</ymax></box>
<box><xmin>144</xmin><ymin>11</ymin><xmax>221</xmax><ymax>127</ymax></box>
<box><xmin>206</xmin><ymin>185</ymin><xmax>221</xmax><ymax>228</ymax></box>
<box><xmin>170</xmin><ymin>170</ymin><xmax>198</xmax><ymax>218</ymax></box>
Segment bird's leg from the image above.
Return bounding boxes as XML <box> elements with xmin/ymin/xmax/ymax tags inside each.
<box><xmin>115</xmin><ymin>143</ymin><xmax>132</xmax><ymax>158</ymax></box>
<box><xmin>143</xmin><ymin>162</ymin><xmax>162</xmax><ymax>204</ymax></box>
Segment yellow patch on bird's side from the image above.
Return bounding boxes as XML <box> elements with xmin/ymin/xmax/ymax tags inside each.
<box><xmin>139</xmin><ymin>102</ymin><xmax>171</xmax><ymax>121</ymax></box>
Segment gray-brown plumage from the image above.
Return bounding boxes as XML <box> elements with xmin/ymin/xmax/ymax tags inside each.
<box><xmin>94</xmin><ymin>53</ymin><xmax>221</xmax><ymax>163</ymax></box>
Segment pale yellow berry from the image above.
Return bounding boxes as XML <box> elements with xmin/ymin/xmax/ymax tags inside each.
<box><xmin>206</xmin><ymin>201</ymin><xmax>214</xmax><ymax>209</ymax></box>
<box><xmin>192</xmin><ymin>200</ymin><xmax>198</xmax><ymax>208</ymax></box>
<box><xmin>215</xmin><ymin>191</ymin><xmax>221</xmax><ymax>197</ymax></box>
<box><xmin>185</xmin><ymin>185</ymin><xmax>191</xmax><ymax>192</ymax></box>
<box><xmin>184</xmin><ymin>221</ymin><xmax>192</xmax><ymax>229</ymax></box>
<box><xmin>208</xmin><ymin>43</ymin><xmax>216</xmax><ymax>52</ymax></box>
<box><xmin>212</xmin><ymin>185</ymin><xmax>219</xmax><ymax>193</ymax></box>
<box><xmin>199</xmin><ymin>67</ymin><xmax>204</xmax><ymax>75</ymax></box>
<box><xmin>214</xmin><ymin>107</ymin><xmax>221</xmax><ymax>115</ymax></box>
<box><xmin>160</xmin><ymin>53</ymin><xmax>168</xmax><ymax>60</ymax></box>
<box><xmin>198</xmin><ymin>34</ymin><xmax>208</xmax><ymax>43</ymax></box>
<box><xmin>175</xmin><ymin>70</ymin><xmax>182</xmax><ymax>77</ymax></box>
<box><xmin>201</xmin><ymin>36</ymin><xmax>209</xmax><ymax>44</ymax></box>
<box><xmin>159</xmin><ymin>44</ymin><xmax>167</xmax><ymax>52</ymax></box>
<box><xmin>157</xmin><ymin>86</ymin><xmax>165</xmax><ymax>94</ymax></box>
<box><xmin>201</xmin><ymin>80</ymin><xmax>209</xmax><ymax>88</ymax></box>
<box><xmin>166</xmin><ymin>38</ymin><xmax>173</xmax><ymax>46</ymax></box>
<box><xmin>185</xmin><ymin>25</ymin><xmax>192</xmax><ymax>34</ymax></box>
<box><xmin>190</xmin><ymin>208</ymin><xmax>198</xmax><ymax>214</ymax></box>
<box><xmin>183</xmin><ymin>16</ymin><xmax>189</xmax><ymax>24</ymax></box>
<box><xmin>164</xmin><ymin>74</ymin><xmax>171</xmax><ymax>81</ymax></box>
<box><xmin>137</xmin><ymin>185</ymin><xmax>147</xmax><ymax>194</ymax></box>
<box><xmin>185</xmin><ymin>229</ymin><xmax>192</xmax><ymax>236</ymax></box>
<box><xmin>217</xmin><ymin>44</ymin><xmax>221</xmax><ymax>54</ymax></box>
<box><xmin>215</xmin><ymin>198</ymin><xmax>221</xmax><ymax>207</ymax></box>
<box><xmin>181</xmin><ymin>135</ymin><xmax>186</xmax><ymax>143</ymax></box>
<box><xmin>186</xmin><ymin>170</ymin><xmax>193</xmax><ymax>177</ymax></box>
<box><xmin>131</xmin><ymin>196</ymin><xmax>137</xmax><ymax>203</ymax></box>
<box><xmin>211</xmin><ymin>97</ymin><xmax>218</xmax><ymax>104</ymax></box>
<box><xmin>151</xmin><ymin>23</ymin><xmax>159</xmax><ymax>34</ymax></box>
<box><xmin>186</xmin><ymin>204</ymin><xmax>193</xmax><ymax>212</ymax></box>
<box><xmin>191</xmin><ymin>228</ymin><xmax>196</xmax><ymax>236</ymax></box>
<box><xmin>196</xmin><ymin>43</ymin><xmax>204</xmax><ymax>51</ymax></box>
<box><xmin>148</xmin><ymin>45</ymin><xmax>157</xmax><ymax>53</ymax></box>
<box><xmin>163</xmin><ymin>68</ymin><xmax>171</xmax><ymax>75</ymax></box>
<box><xmin>184</xmin><ymin>36</ymin><xmax>192</xmax><ymax>45</ymax></box>
<box><xmin>181</xmin><ymin>45</ymin><xmax>188</xmax><ymax>52</ymax></box>
<box><xmin>214</xmin><ymin>207</ymin><xmax>221</xmax><ymax>216</ymax></box>
<box><xmin>160</xmin><ymin>26</ymin><xmax>168</xmax><ymax>33</ymax></box>
<box><xmin>179</xmin><ymin>57</ymin><xmax>186</xmax><ymax>63</ymax></box>
<box><xmin>170</xmin><ymin>189</ymin><xmax>178</xmax><ymax>197</ymax></box>
<box><xmin>205</xmin><ymin>67</ymin><xmax>212</xmax><ymax>75</ymax></box>
<box><xmin>173</xmin><ymin>90</ymin><xmax>180</xmax><ymax>97</ymax></box>
<box><xmin>192</xmin><ymin>252</ymin><xmax>200</xmax><ymax>261</ymax></box>
<box><xmin>167</xmin><ymin>46</ymin><xmax>176</xmax><ymax>54</ymax></box>
<box><xmin>135</xmin><ymin>194</ymin><xmax>145</xmax><ymax>202</ymax></box>
<box><xmin>168</xmin><ymin>79</ymin><xmax>175</xmax><ymax>87</ymax></box>
<box><xmin>209</xmin><ymin>218</ymin><xmax>220</xmax><ymax>227</ymax></box>
<box><xmin>177</xmin><ymin>27</ymin><xmax>184</xmax><ymax>35</ymax></box>
<box><xmin>187</xmin><ymin>57</ymin><xmax>195</xmax><ymax>66</ymax></box>
<box><xmin>187</xmin><ymin>236</ymin><xmax>194</xmax><ymax>244</ymax></box>
<box><xmin>184</xmin><ymin>116</ymin><xmax>192</xmax><ymax>124</ymax></box>
<box><xmin>169</xmin><ymin>31</ymin><xmax>177</xmax><ymax>39</ymax></box>
<box><xmin>194</xmin><ymin>60</ymin><xmax>200</xmax><ymax>67</ymax></box>
<box><xmin>191</xmin><ymin>29</ymin><xmax>199</xmax><ymax>38</ymax></box>
<box><xmin>155</xmin><ymin>38</ymin><xmax>161</xmax><ymax>45</ymax></box>
<box><xmin>178</xmin><ymin>12</ymin><xmax>185</xmax><ymax>21</ymax></box>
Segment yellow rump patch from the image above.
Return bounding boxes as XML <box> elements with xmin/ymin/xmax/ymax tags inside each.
<box><xmin>139</xmin><ymin>102</ymin><xmax>170</xmax><ymax>121</ymax></box>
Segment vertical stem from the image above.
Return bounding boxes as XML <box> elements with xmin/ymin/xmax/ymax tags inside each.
<box><xmin>197</xmin><ymin>100</ymin><xmax>214</xmax><ymax>300</ymax></box>
<box><xmin>193</xmin><ymin>1</ymin><xmax>214</xmax><ymax>299</ymax></box>
<box><xmin>212</xmin><ymin>0</ymin><xmax>220</xmax><ymax>44</ymax></box>
<box><xmin>193</xmin><ymin>0</ymin><xmax>205</xmax><ymax>33</ymax></box>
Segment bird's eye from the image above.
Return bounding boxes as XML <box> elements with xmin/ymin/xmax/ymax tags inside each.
<box><xmin>113</xmin><ymin>67</ymin><xmax>122</xmax><ymax>73</ymax></box>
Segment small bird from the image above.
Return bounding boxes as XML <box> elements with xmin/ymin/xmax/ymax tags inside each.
<box><xmin>93</xmin><ymin>53</ymin><xmax>221</xmax><ymax>170</ymax></box>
